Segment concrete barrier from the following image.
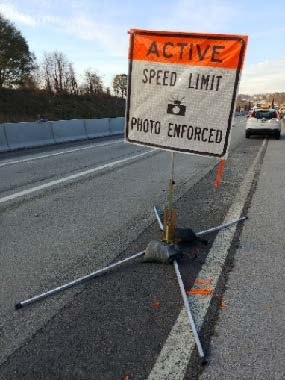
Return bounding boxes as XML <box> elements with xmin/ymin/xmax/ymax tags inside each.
<box><xmin>0</xmin><ymin>124</ymin><xmax>9</xmax><ymax>152</ymax></box>
<box><xmin>0</xmin><ymin>117</ymin><xmax>125</xmax><ymax>153</ymax></box>
<box><xmin>109</xmin><ymin>117</ymin><xmax>124</xmax><ymax>135</ymax></box>
<box><xmin>52</xmin><ymin>119</ymin><xmax>87</xmax><ymax>143</ymax></box>
<box><xmin>85</xmin><ymin>118</ymin><xmax>111</xmax><ymax>139</ymax></box>
<box><xmin>5</xmin><ymin>121</ymin><xmax>55</xmax><ymax>150</ymax></box>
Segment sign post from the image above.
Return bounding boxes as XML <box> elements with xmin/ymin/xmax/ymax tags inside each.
<box><xmin>163</xmin><ymin>152</ymin><xmax>176</xmax><ymax>243</ymax></box>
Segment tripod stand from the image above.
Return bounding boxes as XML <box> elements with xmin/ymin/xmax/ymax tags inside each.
<box><xmin>15</xmin><ymin>152</ymin><xmax>247</xmax><ymax>360</ymax></box>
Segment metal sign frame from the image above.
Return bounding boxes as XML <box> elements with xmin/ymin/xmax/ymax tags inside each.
<box><xmin>126</xmin><ymin>30</ymin><xmax>247</xmax><ymax>158</ymax></box>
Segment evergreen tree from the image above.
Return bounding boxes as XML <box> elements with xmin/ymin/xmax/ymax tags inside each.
<box><xmin>0</xmin><ymin>13</ymin><xmax>36</xmax><ymax>88</ymax></box>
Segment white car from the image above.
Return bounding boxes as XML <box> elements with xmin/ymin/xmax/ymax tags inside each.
<box><xmin>245</xmin><ymin>108</ymin><xmax>281</xmax><ymax>139</ymax></box>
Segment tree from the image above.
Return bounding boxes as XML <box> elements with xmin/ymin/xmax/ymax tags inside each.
<box><xmin>0</xmin><ymin>13</ymin><xmax>36</xmax><ymax>88</ymax></box>
<box><xmin>52</xmin><ymin>51</ymin><xmax>67</xmax><ymax>94</ymax></box>
<box><xmin>20</xmin><ymin>72</ymin><xmax>39</xmax><ymax>91</ymax></box>
<box><xmin>41</xmin><ymin>51</ymin><xmax>78</xmax><ymax>95</ymax></box>
<box><xmin>42</xmin><ymin>53</ymin><xmax>53</xmax><ymax>93</ymax></box>
<box><xmin>112</xmin><ymin>74</ymin><xmax>128</xmax><ymax>98</ymax></box>
<box><xmin>66</xmin><ymin>63</ymin><xmax>78</xmax><ymax>95</ymax></box>
<box><xmin>82</xmin><ymin>69</ymin><xmax>103</xmax><ymax>94</ymax></box>
<box><xmin>42</xmin><ymin>51</ymin><xmax>69</xmax><ymax>94</ymax></box>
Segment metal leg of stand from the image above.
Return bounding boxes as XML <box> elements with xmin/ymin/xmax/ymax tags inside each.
<box><xmin>196</xmin><ymin>216</ymin><xmax>248</xmax><ymax>237</ymax></box>
<box><xmin>153</xmin><ymin>206</ymin><xmax>247</xmax><ymax>237</ymax></box>
<box><xmin>15</xmin><ymin>251</ymin><xmax>145</xmax><ymax>309</ymax></box>
<box><xmin>174</xmin><ymin>260</ymin><xmax>205</xmax><ymax>360</ymax></box>
<box><xmin>153</xmin><ymin>206</ymin><xmax>164</xmax><ymax>231</ymax></box>
<box><xmin>16</xmin><ymin>214</ymin><xmax>248</xmax><ymax>310</ymax></box>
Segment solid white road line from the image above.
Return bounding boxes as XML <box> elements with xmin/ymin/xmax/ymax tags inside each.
<box><xmin>147</xmin><ymin>139</ymin><xmax>266</xmax><ymax>380</ymax></box>
<box><xmin>0</xmin><ymin>139</ymin><xmax>124</xmax><ymax>168</ymax></box>
<box><xmin>0</xmin><ymin>150</ymin><xmax>153</xmax><ymax>204</ymax></box>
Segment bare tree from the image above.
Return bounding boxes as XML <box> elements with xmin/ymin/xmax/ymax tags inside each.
<box><xmin>42</xmin><ymin>53</ymin><xmax>53</xmax><ymax>93</ymax></box>
<box><xmin>112</xmin><ymin>74</ymin><xmax>127</xmax><ymax>98</ymax></box>
<box><xmin>53</xmin><ymin>51</ymin><xmax>68</xmax><ymax>94</ymax></box>
<box><xmin>82</xmin><ymin>69</ymin><xmax>103</xmax><ymax>94</ymax></box>
<box><xmin>66</xmin><ymin>63</ymin><xmax>78</xmax><ymax>95</ymax></box>
<box><xmin>42</xmin><ymin>51</ymin><xmax>72</xmax><ymax>94</ymax></box>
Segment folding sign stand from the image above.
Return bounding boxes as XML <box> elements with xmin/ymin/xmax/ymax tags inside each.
<box><xmin>14</xmin><ymin>28</ymin><xmax>249</xmax><ymax>367</ymax></box>
<box><xmin>15</xmin><ymin>152</ymin><xmax>247</xmax><ymax>361</ymax></box>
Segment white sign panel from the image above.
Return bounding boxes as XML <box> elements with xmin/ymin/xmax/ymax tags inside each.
<box><xmin>126</xmin><ymin>30</ymin><xmax>248</xmax><ymax>158</ymax></box>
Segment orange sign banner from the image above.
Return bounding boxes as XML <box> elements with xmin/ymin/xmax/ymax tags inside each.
<box><xmin>129</xmin><ymin>29</ymin><xmax>247</xmax><ymax>70</ymax></box>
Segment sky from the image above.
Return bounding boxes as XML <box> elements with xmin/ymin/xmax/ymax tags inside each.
<box><xmin>0</xmin><ymin>0</ymin><xmax>284</xmax><ymax>95</ymax></box>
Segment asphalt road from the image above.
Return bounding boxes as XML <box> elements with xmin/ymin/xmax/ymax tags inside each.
<box><xmin>0</xmin><ymin>116</ymin><xmax>268</xmax><ymax>379</ymax></box>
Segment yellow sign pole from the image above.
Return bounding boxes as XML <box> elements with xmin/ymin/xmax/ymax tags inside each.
<box><xmin>163</xmin><ymin>152</ymin><xmax>176</xmax><ymax>244</ymax></box>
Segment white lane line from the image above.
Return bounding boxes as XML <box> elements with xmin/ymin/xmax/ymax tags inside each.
<box><xmin>147</xmin><ymin>139</ymin><xmax>266</xmax><ymax>380</ymax></box>
<box><xmin>0</xmin><ymin>139</ymin><xmax>124</xmax><ymax>168</ymax></box>
<box><xmin>0</xmin><ymin>150</ymin><xmax>153</xmax><ymax>204</ymax></box>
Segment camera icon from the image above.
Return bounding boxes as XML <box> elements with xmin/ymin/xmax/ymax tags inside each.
<box><xmin>167</xmin><ymin>96</ymin><xmax>186</xmax><ymax>116</ymax></box>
